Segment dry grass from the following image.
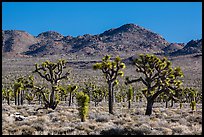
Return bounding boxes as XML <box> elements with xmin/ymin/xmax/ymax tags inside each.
<box><xmin>2</xmin><ymin>102</ymin><xmax>202</xmax><ymax>135</ymax></box>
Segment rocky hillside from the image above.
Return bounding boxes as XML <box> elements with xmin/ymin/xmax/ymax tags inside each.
<box><xmin>162</xmin><ymin>43</ymin><xmax>185</xmax><ymax>55</ymax></box>
<box><xmin>2</xmin><ymin>23</ymin><xmax>202</xmax><ymax>58</ymax></box>
<box><xmin>169</xmin><ymin>39</ymin><xmax>202</xmax><ymax>56</ymax></box>
<box><xmin>2</xmin><ymin>30</ymin><xmax>39</xmax><ymax>57</ymax></box>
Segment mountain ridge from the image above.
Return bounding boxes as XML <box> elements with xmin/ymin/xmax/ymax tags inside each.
<box><xmin>2</xmin><ymin>23</ymin><xmax>202</xmax><ymax>58</ymax></box>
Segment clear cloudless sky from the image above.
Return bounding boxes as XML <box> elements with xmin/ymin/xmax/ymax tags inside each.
<box><xmin>2</xmin><ymin>2</ymin><xmax>202</xmax><ymax>43</ymax></box>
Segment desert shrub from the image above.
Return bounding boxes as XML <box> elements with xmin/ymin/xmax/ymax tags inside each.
<box><xmin>191</xmin><ymin>124</ymin><xmax>202</xmax><ymax>135</ymax></box>
<box><xmin>31</xmin><ymin>123</ymin><xmax>45</xmax><ymax>132</ymax></box>
<box><xmin>20</xmin><ymin>125</ymin><xmax>36</xmax><ymax>135</ymax></box>
<box><xmin>172</xmin><ymin>125</ymin><xmax>190</xmax><ymax>135</ymax></box>
<box><xmin>95</xmin><ymin>114</ymin><xmax>110</xmax><ymax>122</ymax></box>
<box><xmin>7</xmin><ymin>127</ymin><xmax>21</xmax><ymax>135</ymax></box>
<box><xmin>100</xmin><ymin>127</ymin><xmax>149</xmax><ymax>135</ymax></box>
<box><xmin>152</xmin><ymin>127</ymin><xmax>172</xmax><ymax>135</ymax></box>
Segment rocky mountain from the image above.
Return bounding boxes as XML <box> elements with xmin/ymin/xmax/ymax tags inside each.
<box><xmin>162</xmin><ymin>43</ymin><xmax>185</xmax><ymax>55</ymax></box>
<box><xmin>169</xmin><ymin>39</ymin><xmax>202</xmax><ymax>56</ymax></box>
<box><xmin>36</xmin><ymin>31</ymin><xmax>64</xmax><ymax>40</ymax></box>
<box><xmin>2</xmin><ymin>23</ymin><xmax>202</xmax><ymax>58</ymax></box>
<box><xmin>2</xmin><ymin>30</ymin><xmax>39</xmax><ymax>57</ymax></box>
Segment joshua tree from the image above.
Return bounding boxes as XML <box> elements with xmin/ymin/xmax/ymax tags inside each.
<box><xmin>188</xmin><ymin>87</ymin><xmax>197</xmax><ymax>111</ymax></box>
<box><xmin>91</xmin><ymin>86</ymin><xmax>106</xmax><ymax>107</ymax></box>
<box><xmin>116</xmin><ymin>84</ymin><xmax>128</xmax><ymax>103</ymax></box>
<box><xmin>76</xmin><ymin>92</ymin><xmax>90</xmax><ymax>122</ymax></box>
<box><xmin>25</xmin><ymin>92</ymin><xmax>35</xmax><ymax>105</ymax></box>
<box><xmin>2</xmin><ymin>88</ymin><xmax>13</xmax><ymax>105</ymax></box>
<box><xmin>13</xmin><ymin>78</ymin><xmax>24</xmax><ymax>105</ymax></box>
<box><xmin>21</xmin><ymin>75</ymin><xmax>34</xmax><ymax>105</ymax></box>
<box><xmin>127</xmin><ymin>85</ymin><xmax>133</xmax><ymax>109</ymax></box>
<box><xmin>33</xmin><ymin>59</ymin><xmax>69</xmax><ymax>110</ymax></box>
<box><xmin>67</xmin><ymin>84</ymin><xmax>78</xmax><ymax>106</ymax></box>
<box><xmin>177</xmin><ymin>87</ymin><xmax>198</xmax><ymax>110</ymax></box>
<box><xmin>82</xmin><ymin>82</ymin><xmax>96</xmax><ymax>103</ymax></box>
<box><xmin>126</xmin><ymin>54</ymin><xmax>184</xmax><ymax>115</ymax></box>
<box><xmin>82</xmin><ymin>82</ymin><xmax>106</xmax><ymax>107</ymax></box>
<box><xmin>135</xmin><ymin>90</ymin><xmax>143</xmax><ymax>103</ymax></box>
<box><xmin>12</xmin><ymin>75</ymin><xmax>35</xmax><ymax>105</ymax></box>
<box><xmin>93</xmin><ymin>55</ymin><xmax>126</xmax><ymax>114</ymax></box>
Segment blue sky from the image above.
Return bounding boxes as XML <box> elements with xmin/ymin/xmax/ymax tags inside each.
<box><xmin>2</xmin><ymin>2</ymin><xmax>202</xmax><ymax>43</ymax></box>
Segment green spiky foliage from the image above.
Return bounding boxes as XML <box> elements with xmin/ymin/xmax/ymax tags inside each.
<box><xmin>13</xmin><ymin>77</ymin><xmax>24</xmax><ymax>105</ymax></box>
<box><xmin>39</xmin><ymin>87</ymin><xmax>50</xmax><ymax>106</ymax></box>
<box><xmin>160</xmin><ymin>91</ymin><xmax>179</xmax><ymax>108</ymax></box>
<box><xmin>177</xmin><ymin>87</ymin><xmax>199</xmax><ymax>110</ymax></box>
<box><xmin>2</xmin><ymin>88</ymin><xmax>13</xmax><ymax>105</ymax></box>
<box><xmin>11</xmin><ymin>75</ymin><xmax>34</xmax><ymax>105</ymax></box>
<box><xmin>180</xmin><ymin>102</ymin><xmax>183</xmax><ymax>109</ymax></box>
<box><xmin>182</xmin><ymin>87</ymin><xmax>198</xmax><ymax>103</ymax></box>
<box><xmin>21</xmin><ymin>75</ymin><xmax>34</xmax><ymax>105</ymax></box>
<box><xmin>25</xmin><ymin>92</ymin><xmax>34</xmax><ymax>105</ymax></box>
<box><xmin>114</xmin><ymin>84</ymin><xmax>127</xmax><ymax>103</ymax></box>
<box><xmin>158</xmin><ymin>92</ymin><xmax>170</xmax><ymax>108</ymax></box>
<box><xmin>67</xmin><ymin>84</ymin><xmax>78</xmax><ymax>106</ymax></box>
<box><xmin>82</xmin><ymin>82</ymin><xmax>106</xmax><ymax>107</ymax></box>
<box><xmin>82</xmin><ymin>82</ymin><xmax>96</xmax><ymax>103</ymax></box>
<box><xmin>188</xmin><ymin>87</ymin><xmax>197</xmax><ymax>111</ymax></box>
<box><xmin>76</xmin><ymin>92</ymin><xmax>90</xmax><ymax>122</ymax></box>
<box><xmin>126</xmin><ymin>54</ymin><xmax>184</xmax><ymax>115</ymax></box>
<box><xmin>93</xmin><ymin>55</ymin><xmax>126</xmax><ymax>114</ymax></box>
<box><xmin>56</xmin><ymin>85</ymin><xmax>67</xmax><ymax>101</ymax></box>
<box><xmin>174</xmin><ymin>87</ymin><xmax>186</xmax><ymax>109</ymax></box>
<box><xmin>190</xmin><ymin>101</ymin><xmax>196</xmax><ymax>111</ymax></box>
<box><xmin>115</xmin><ymin>93</ymin><xmax>121</xmax><ymax>103</ymax></box>
<box><xmin>92</xmin><ymin>86</ymin><xmax>106</xmax><ymax>107</ymax></box>
<box><xmin>127</xmin><ymin>86</ymin><xmax>133</xmax><ymax>109</ymax></box>
<box><xmin>135</xmin><ymin>90</ymin><xmax>143</xmax><ymax>102</ymax></box>
<box><xmin>33</xmin><ymin>59</ymin><xmax>69</xmax><ymax>110</ymax></box>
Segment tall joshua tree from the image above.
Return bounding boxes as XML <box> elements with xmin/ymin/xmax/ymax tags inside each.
<box><xmin>126</xmin><ymin>54</ymin><xmax>184</xmax><ymax>115</ymax></box>
<box><xmin>93</xmin><ymin>55</ymin><xmax>126</xmax><ymax>114</ymax></box>
<box><xmin>33</xmin><ymin>59</ymin><xmax>69</xmax><ymax>110</ymax></box>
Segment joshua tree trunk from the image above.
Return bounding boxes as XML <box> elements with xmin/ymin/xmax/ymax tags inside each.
<box><xmin>95</xmin><ymin>101</ymin><xmax>97</xmax><ymax>107</ymax></box>
<box><xmin>69</xmin><ymin>92</ymin><xmax>72</xmax><ymax>106</ymax></box>
<box><xmin>81</xmin><ymin>116</ymin><xmax>85</xmax><ymax>122</ymax></box>
<box><xmin>17</xmin><ymin>92</ymin><xmax>20</xmax><ymax>105</ymax></box>
<box><xmin>165</xmin><ymin>99</ymin><xmax>168</xmax><ymax>108</ymax></box>
<box><xmin>49</xmin><ymin>86</ymin><xmax>55</xmax><ymax>106</ymax></box>
<box><xmin>128</xmin><ymin>100</ymin><xmax>131</xmax><ymax>109</ymax></box>
<box><xmin>111</xmin><ymin>85</ymin><xmax>114</xmax><ymax>103</ymax></box>
<box><xmin>145</xmin><ymin>98</ymin><xmax>154</xmax><ymax>115</ymax></box>
<box><xmin>14</xmin><ymin>92</ymin><xmax>17</xmax><ymax>105</ymax></box>
<box><xmin>171</xmin><ymin>99</ymin><xmax>174</xmax><ymax>107</ymax></box>
<box><xmin>21</xmin><ymin>90</ymin><xmax>24</xmax><ymax>105</ymax></box>
<box><xmin>72</xmin><ymin>96</ymin><xmax>75</xmax><ymax>104</ymax></box>
<box><xmin>38</xmin><ymin>94</ymin><xmax>41</xmax><ymax>105</ymax></box>
<box><xmin>61</xmin><ymin>94</ymin><xmax>63</xmax><ymax>101</ymax></box>
<box><xmin>7</xmin><ymin>94</ymin><xmax>10</xmax><ymax>105</ymax></box>
<box><xmin>108</xmin><ymin>82</ymin><xmax>114</xmax><ymax>114</ymax></box>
